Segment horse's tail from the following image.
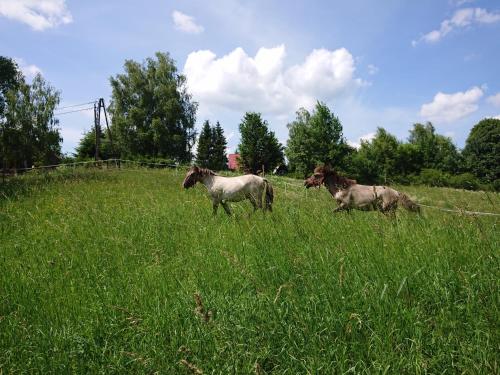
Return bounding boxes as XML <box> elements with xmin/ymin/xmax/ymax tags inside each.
<box><xmin>263</xmin><ymin>178</ymin><xmax>274</xmax><ymax>211</ymax></box>
<box><xmin>398</xmin><ymin>192</ymin><xmax>420</xmax><ymax>213</ymax></box>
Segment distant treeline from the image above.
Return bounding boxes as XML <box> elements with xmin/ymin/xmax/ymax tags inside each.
<box><xmin>1</xmin><ymin>56</ymin><xmax>62</xmax><ymax>171</ymax></box>
<box><xmin>1</xmin><ymin>53</ymin><xmax>498</xmax><ymax>191</ymax></box>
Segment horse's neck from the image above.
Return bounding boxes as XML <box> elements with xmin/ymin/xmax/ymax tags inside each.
<box><xmin>324</xmin><ymin>175</ymin><xmax>339</xmax><ymax>197</ymax></box>
<box><xmin>200</xmin><ymin>174</ymin><xmax>216</xmax><ymax>191</ymax></box>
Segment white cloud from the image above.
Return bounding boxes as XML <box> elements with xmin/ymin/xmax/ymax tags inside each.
<box><xmin>347</xmin><ymin>132</ymin><xmax>376</xmax><ymax>149</ymax></box>
<box><xmin>0</xmin><ymin>0</ymin><xmax>72</xmax><ymax>31</ymax></box>
<box><xmin>450</xmin><ymin>0</ymin><xmax>475</xmax><ymax>6</ymax></box>
<box><xmin>14</xmin><ymin>57</ymin><xmax>42</xmax><ymax>78</ymax></box>
<box><xmin>367</xmin><ymin>64</ymin><xmax>379</xmax><ymax>75</ymax></box>
<box><xmin>183</xmin><ymin>45</ymin><xmax>364</xmax><ymax>117</ymax></box>
<box><xmin>420</xmin><ymin>86</ymin><xmax>483</xmax><ymax>123</ymax></box>
<box><xmin>487</xmin><ymin>93</ymin><xmax>500</xmax><ymax>107</ymax></box>
<box><xmin>492</xmin><ymin>115</ymin><xmax>500</xmax><ymax>120</ymax></box>
<box><xmin>413</xmin><ymin>7</ymin><xmax>500</xmax><ymax>45</ymax></box>
<box><xmin>172</xmin><ymin>10</ymin><xmax>203</xmax><ymax>34</ymax></box>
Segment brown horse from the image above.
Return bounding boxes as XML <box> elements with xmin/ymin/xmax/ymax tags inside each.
<box><xmin>304</xmin><ymin>166</ymin><xmax>419</xmax><ymax>214</ymax></box>
<box><xmin>183</xmin><ymin>166</ymin><xmax>274</xmax><ymax>215</ymax></box>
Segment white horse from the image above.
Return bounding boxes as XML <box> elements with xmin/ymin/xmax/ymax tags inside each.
<box><xmin>182</xmin><ymin>166</ymin><xmax>274</xmax><ymax>215</ymax></box>
<box><xmin>304</xmin><ymin>166</ymin><xmax>420</xmax><ymax>214</ymax></box>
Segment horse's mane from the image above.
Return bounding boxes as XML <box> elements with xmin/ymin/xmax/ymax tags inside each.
<box><xmin>197</xmin><ymin>167</ymin><xmax>219</xmax><ymax>176</ymax></box>
<box><xmin>314</xmin><ymin>165</ymin><xmax>356</xmax><ymax>187</ymax></box>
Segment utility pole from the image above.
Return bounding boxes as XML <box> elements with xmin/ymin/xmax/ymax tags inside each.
<box><xmin>94</xmin><ymin>101</ymin><xmax>100</xmax><ymax>161</ymax></box>
<box><xmin>94</xmin><ymin>98</ymin><xmax>113</xmax><ymax>161</ymax></box>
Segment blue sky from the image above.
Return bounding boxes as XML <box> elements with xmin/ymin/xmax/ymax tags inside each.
<box><xmin>1</xmin><ymin>0</ymin><xmax>499</xmax><ymax>154</ymax></box>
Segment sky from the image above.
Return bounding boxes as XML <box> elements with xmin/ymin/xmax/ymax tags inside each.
<box><xmin>1</xmin><ymin>0</ymin><xmax>499</xmax><ymax>155</ymax></box>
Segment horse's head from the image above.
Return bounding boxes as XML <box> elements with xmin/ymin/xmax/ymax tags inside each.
<box><xmin>182</xmin><ymin>165</ymin><xmax>203</xmax><ymax>189</ymax></box>
<box><xmin>304</xmin><ymin>165</ymin><xmax>332</xmax><ymax>188</ymax></box>
<box><xmin>305</xmin><ymin>165</ymin><xmax>357</xmax><ymax>190</ymax></box>
<box><xmin>304</xmin><ymin>172</ymin><xmax>324</xmax><ymax>188</ymax></box>
<box><xmin>183</xmin><ymin>166</ymin><xmax>218</xmax><ymax>188</ymax></box>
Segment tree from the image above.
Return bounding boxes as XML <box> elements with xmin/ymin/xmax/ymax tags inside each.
<box><xmin>108</xmin><ymin>52</ymin><xmax>197</xmax><ymax>162</ymax></box>
<box><xmin>462</xmin><ymin>118</ymin><xmax>500</xmax><ymax>182</ymax></box>
<box><xmin>1</xmin><ymin>73</ymin><xmax>61</xmax><ymax>170</ymax></box>
<box><xmin>195</xmin><ymin>120</ymin><xmax>212</xmax><ymax>167</ymax></box>
<box><xmin>0</xmin><ymin>57</ymin><xmax>21</xmax><ymax>118</ymax></box>
<box><xmin>195</xmin><ymin>120</ymin><xmax>228</xmax><ymax>170</ymax></box>
<box><xmin>369</xmin><ymin>128</ymin><xmax>399</xmax><ymax>182</ymax></box>
<box><xmin>210</xmin><ymin>121</ymin><xmax>228</xmax><ymax>170</ymax></box>
<box><xmin>349</xmin><ymin>128</ymin><xmax>399</xmax><ymax>184</ymax></box>
<box><xmin>238</xmin><ymin>112</ymin><xmax>284</xmax><ymax>174</ymax></box>
<box><xmin>408</xmin><ymin>122</ymin><xmax>461</xmax><ymax>173</ymax></box>
<box><xmin>286</xmin><ymin>102</ymin><xmax>349</xmax><ymax>176</ymax></box>
<box><xmin>75</xmin><ymin>129</ymin><xmax>113</xmax><ymax>160</ymax></box>
<box><xmin>1</xmin><ymin>57</ymin><xmax>21</xmax><ymax>168</ymax></box>
<box><xmin>395</xmin><ymin>143</ymin><xmax>421</xmax><ymax>177</ymax></box>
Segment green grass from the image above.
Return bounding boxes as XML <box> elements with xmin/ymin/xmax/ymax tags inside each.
<box><xmin>1</xmin><ymin>168</ymin><xmax>498</xmax><ymax>374</ymax></box>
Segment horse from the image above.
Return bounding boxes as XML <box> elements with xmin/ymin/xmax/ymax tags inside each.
<box><xmin>304</xmin><ymin>165</ymin><xmax>420</xmax><ymax>214</ymax></box>
<box><xmin>182</xmin><ymin>165</ymin><xmax>274</xmax><ymax>216</ymax></box>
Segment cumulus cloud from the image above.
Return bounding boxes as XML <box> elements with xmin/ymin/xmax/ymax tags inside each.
<box><xmin>347</xmin><ymin>132</ymin><xmax>376</xmax><ymax>149</ymax></box>
<box><xmin>0</xmin><ymin>0</ymin><xmax>72</xmax><ymax>31</ymax></box>
<box><xmin>487</xmin><ymin>93</ymin><xmax>500</xmax><ymax>107</ymax></box>
<box><xmin>367</xmin><ymin>64</ymin><xmax>379</xmax><ymax>75</ymax></box>
<box><xmin>420</xmin><ymin>86</ymin><xmax>483</xmax><ymax>123</ymax></box>
<box><xmin>14</xmin><ymin>57</ymin><xmax>42</xmax><ymax>78</ymax></box>
<box><xmin>183</xmin><ymin>45</ymin><xmax>364</xmax><ymax>116</ymax></box>
<box><xmin>450</xmin><ymin>0</ymin><xmax>475</xmax><ymax>6</ymax></box>
<box><xmin>172</xmin><ymin>10</ymin><xmax>204</xmax><ymax>34</ymax></box>
<box><xmin>413</xmin><ymin>7</ymin><xmax>500</xmax><ymax>45</ymax></box>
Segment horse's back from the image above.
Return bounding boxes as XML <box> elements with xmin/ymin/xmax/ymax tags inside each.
<box><xmin>375</xmin><ymin>186</ymin><xmax>399</xmax><ymax>198</ymax></box>
<box><xmin>349</xmin><ymin>184</ymin><xmax>377</xmax><ymax>206</ymax></box>
<box><xmin>213</xmin><ymin>174</ymin><xmax>265</xmax><ymax>202</ymax></box>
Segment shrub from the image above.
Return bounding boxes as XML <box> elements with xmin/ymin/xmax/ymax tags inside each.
<box><xmin>448</xmin><ymin>173</ymin><xmax>480</xmax><ymax>190</ymax></box>
<box><xmin>418</xmin><ymin>169</ymin><xmax>450</xmax><ymax>187</ymax></box>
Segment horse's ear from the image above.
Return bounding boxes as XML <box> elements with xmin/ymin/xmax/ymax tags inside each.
<box><xmin>192</xmin><ymin>165</ymin><xmax>199</xmax><ymax>172</ymax></box>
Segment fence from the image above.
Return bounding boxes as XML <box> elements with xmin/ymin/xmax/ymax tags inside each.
<box><xmin>2</xmin><ymin>159</ymin><xmax>499</xmax><ymax>217</ymax></box>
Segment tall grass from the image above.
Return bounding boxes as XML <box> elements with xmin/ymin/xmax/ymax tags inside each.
<box><xmin>1</xmin><ymin>168</ymin><xmax>498</xmax><ymax>373</ymax></box>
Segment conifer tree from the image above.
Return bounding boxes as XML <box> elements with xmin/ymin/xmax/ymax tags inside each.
<box><xmin>196</xmin><ymin>120</ymin><xmax>212</xmax><ymax>167</ymax></box>
<box><xmin>210</xmin><ymin>121</ymin><xmax>228</xmax><ymax>170</ymax></box>
<box><xmin>238</xmin><ymin>112</ymin><xmax>284</xmax><ymax>174</ymax></box>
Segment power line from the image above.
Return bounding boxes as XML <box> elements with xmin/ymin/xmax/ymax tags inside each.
<box><xmin>56</xmin><ymin>101</ymin><xmax>97</xmax><ymax>111</ymax></box>
<box><xmin>54</xmin><ymin>106</ymin><xmax>94</xmax><ymax>115</ymax></box>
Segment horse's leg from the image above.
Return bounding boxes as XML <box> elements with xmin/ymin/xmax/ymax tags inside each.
<box><xmin>333</xmin><ymin>202</ymin><xmax>348</xmax><ymax>213</ymax></box>
<box><xmin>256</xmin><ymin>190</ymin><xmax>263</xmax><ymax>211</ymax></box>
<box><xmin>380</xmin><ymin>199</ymin><xmax>397</xmax><ymax>216</ymax></box>
<box><xmin>212</xmin><ymin>199</ymin><xmax>220</xmax><ymax>216</ymax></box>
<box><xmin>247</xmin><ymin>194</ymin><xmax>258</xmax><ymax>212</ymax></box>
<box><xmin>221</xmin><ymin>201</ymin><xmax>232</xmax><ymax>216</ymax></box>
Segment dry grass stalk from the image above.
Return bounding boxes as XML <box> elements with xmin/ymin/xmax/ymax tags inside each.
<box><xmin>254</xmin><ymin>361</ymin><xmax>264</xmax><ymax>375</ymax></box>
<box><xmin>122</xmin><ymin>351</ymin><xmax>150</xmax><ymax>366</ymax></box>
<box><xmin>273</xmin><ymin>283</ymin><xmax>291</xmax><ymax>304</ymax></box>
<box><xmin>110</xmin><ymin>305</ymin><xmax>142</xmax><ymax>326</ymax></box>
<box><xmin>178</xmin><ymin>345</ymin><xmax>192</xmax><ymax>356</ymax></box>
<box><xmin>193</xmin><ymin>293</ymin><xmax>213</xmax><ymax>323</ymax></box>
<box><xmin>180</xmin><ymin>359</ymin><xmax>203</xmax><ymax>374</ymax></box>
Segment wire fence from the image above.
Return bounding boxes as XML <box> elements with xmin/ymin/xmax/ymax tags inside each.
<box><xmin>4</xmin><ymin>158</ymin><xmax>178</xmax><ymax>173</ymax></box>
<box><xmin>2</xmin><ymin>159</ymin><xmax>499</xmax><ymax>217</ymax></box>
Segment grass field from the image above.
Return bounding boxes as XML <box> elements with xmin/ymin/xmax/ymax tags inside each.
<box><xmin>1</xmin><ymin>167</ymin><xmax>498</xmax><ymax>374</ymax></box>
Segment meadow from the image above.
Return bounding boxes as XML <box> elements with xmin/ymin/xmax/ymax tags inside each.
<box><xmin>0</xmin><ymin>167</ymin><xmax>498</xmax><ymax>374</ymax></box>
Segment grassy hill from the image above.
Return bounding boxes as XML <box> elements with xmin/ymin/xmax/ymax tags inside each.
<box><xmin>1</xmin><ymin>168</ymin><xmax>498</xmax><ymax>373</ymax></box>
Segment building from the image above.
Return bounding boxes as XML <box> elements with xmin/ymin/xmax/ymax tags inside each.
<box><xmin>227</xmin><ymin>153</ymin><xmax>240</xmax><ymax>170</ymax></box>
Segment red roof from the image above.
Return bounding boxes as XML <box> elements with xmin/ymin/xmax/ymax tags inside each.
<box><xmin>228</xmin><ymin>153</ymin><xmax>240</xmax><ymax>170</ymax></box>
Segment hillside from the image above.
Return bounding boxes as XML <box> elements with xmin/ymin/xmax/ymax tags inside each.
<box><xmin>1</xmin><ymin>168</ymin><xmax>498</xmax><ymax>373</ymax></box>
